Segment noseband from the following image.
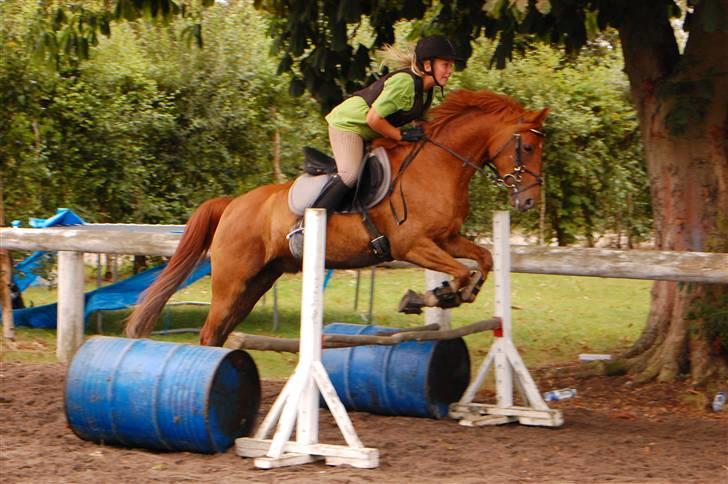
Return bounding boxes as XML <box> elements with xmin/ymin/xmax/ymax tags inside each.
<box><xmin>425</xmin><ymin>128</ymin><xmax>545</xmax><ymax>196</ymax></box>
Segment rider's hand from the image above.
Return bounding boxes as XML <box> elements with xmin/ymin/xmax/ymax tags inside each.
<box><xmin>400</xmin><ymin>125</ymin><xmax>426</xmax><ymax>142</ymax></box>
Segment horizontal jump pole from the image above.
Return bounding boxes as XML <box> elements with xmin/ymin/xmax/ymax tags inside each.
<box><xmin>2</xmin><ymin>226</ymin><xmax>727</xmax><ymax>283</ymax></box>
<box><xmin>225</xmin><ymin>319</ymin><xmax>501</xmax><ymax>353</ymax></box>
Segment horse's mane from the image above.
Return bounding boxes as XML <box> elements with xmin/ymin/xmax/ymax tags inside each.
<box><xmin>373</xmin><ymin>88</ymin><xmax>527</xmax><ymax>150</ymax></box>
<box><xmin>427</xmin><ymin>88</ymin><xmax>525</xmax><ymax>134</ymax></box>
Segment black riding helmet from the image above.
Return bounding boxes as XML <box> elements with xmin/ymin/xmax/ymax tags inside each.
<box><xmin>414</xmin><ymin>36</ymin><xmax>460</xmax><ymax>90</ymax></box>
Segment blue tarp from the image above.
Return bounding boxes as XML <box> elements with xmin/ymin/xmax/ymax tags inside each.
<box><xmin>11</xmin><ymin>259</ymin><xmax>211</xmax><ymax>329</ymax></box>
<box><xmin>12</xmin><ymin>208</ymin><xmax>86</xmax><ymax>291</ymax></box>
<box><xmin>6</xmin><ymin>208</ymin><xmax>211</xmax><ymax>329</ymax></box>
<box><xmin>13</xmin><ymin>252</ymin><xmax>54</xmax><ymax>292</ymax></box>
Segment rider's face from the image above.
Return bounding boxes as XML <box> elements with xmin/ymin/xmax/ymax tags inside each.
<box><xmin>426</xmin><ymin>58</ymin><xmax>454</xmax><ymax>86</ymax></box>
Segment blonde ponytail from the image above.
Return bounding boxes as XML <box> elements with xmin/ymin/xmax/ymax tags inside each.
<box><xmin>376</xmin><ymin>44</ymin><xmax>424</xmax><ymax>77</ymax></box>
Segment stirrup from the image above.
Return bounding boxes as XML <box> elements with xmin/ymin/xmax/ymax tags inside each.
<box><xmin>286</xmin><ymin>223</ymin><xmax>304</xmax><ymax>240</ymax></box>
<box><xmin>287</xmin><ymin>220</ymin><xmax>305</xmax><ymax>260</ymax></box>
<box><xmin>286</xmin><ymin>226</ymin><xmax>304</xmax><ymax>240</ymax></box>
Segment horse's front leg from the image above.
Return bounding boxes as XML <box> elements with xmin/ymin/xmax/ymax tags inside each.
<box><xmin>438</xmin><ymin>234</ymin><xmax>493</xmax><ymax>302</ymax></box>
<box><xmin>439</xmin><ymin>234</ymin><xmax>494</xmax><ymax>275</ymax></box>
<box><xmin>396</xmin><ymin>240</ymin><xmax>474</xmax><ymax>314</ymax></box>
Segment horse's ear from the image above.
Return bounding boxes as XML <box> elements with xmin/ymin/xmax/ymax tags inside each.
<box><xmin>526</xmin><ymin>108</ymin><xmax>549</xmax><ymax>125</ymax></box>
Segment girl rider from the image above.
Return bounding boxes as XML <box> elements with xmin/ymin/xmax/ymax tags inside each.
<box><xmin>306</xmin><ymin>35</ymin><xmax>459</xmax><ymax>214</ymax></box>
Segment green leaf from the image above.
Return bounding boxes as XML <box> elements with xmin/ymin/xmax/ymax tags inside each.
<box><xmin>535</xmin><ymin>0</ymin><xmax>551</xmax><ymax>15</ymax></box>
<box><xmin>483</xmin><ymin>0</ymin><xmax>506</xmax><ymax>17</ymax></box>
<box><xmin>512</xmin><ymin>0</ymin><xmax>529</xmax><ymax>12</ymax></box>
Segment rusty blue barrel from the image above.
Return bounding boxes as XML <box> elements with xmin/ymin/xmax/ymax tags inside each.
<box><xmin>65</xmin><ymin>336</ymin><xmax>260</xmax><ymax>453</ymax></box>
<box><xmin>322</xmin><ymin>323</ymin><xmax>470</xmax><ymax>418</ymax></box>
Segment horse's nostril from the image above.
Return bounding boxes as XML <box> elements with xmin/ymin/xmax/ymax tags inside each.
<box><xmin>523</xmin><ymin>198</ymin><xmax>534</xmax><ymax>209</ymax></box>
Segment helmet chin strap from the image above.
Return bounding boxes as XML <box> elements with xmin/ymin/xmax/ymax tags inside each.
<box><xmin>423</xmin><ymin>61</ymin><xmax>445</xmax><ymax>98</ymax></box>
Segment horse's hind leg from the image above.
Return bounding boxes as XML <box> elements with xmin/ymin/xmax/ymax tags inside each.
<box><xmin>199</xmin><ymin>263</ymin><xmax>283</xmax><ymax>346</ymax></box>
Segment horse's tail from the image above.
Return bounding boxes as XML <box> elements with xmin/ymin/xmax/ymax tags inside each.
<box><xmin>124</xmin><ymin>196</ymin><xmax>233</xmax><ymax>338</ymax></box>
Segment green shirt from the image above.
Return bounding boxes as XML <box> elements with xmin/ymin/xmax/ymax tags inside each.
<box><xmin>325</xmin><ymin>72</ymin><xmax>417</xmax><ymax>140</ymax></box>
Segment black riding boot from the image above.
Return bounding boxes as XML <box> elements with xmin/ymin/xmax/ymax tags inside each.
<box><xmin>310</xmin><ymin>174</ymin><xmax>351</xmax><ymax>213</ymax></box>
<box><xmin>287</xmin><ymin>175</ymin><xmax>351</xmax><ymax>255</ymax></box>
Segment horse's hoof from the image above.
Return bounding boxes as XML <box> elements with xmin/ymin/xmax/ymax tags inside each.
<box><xmin>431</xmin><ymin>282</ymin><xmax>461</xmax><ymax>309</ymax></box>
<box><xmin>459</xmin><ymin>271</ymin><xmax>485</xmax><ymax>303</ymax></box>
<box><xmin>398</xmin><ymin>289</ymin><xmax>425</xmax><ymax>315</ymax></box>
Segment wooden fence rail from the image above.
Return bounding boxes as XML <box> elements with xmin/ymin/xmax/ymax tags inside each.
<box><xmin>2</xmin><ymin>226</ymin><xmax>727</xmax><ymax>283</ymax></box>
<box><xmin>2</xmin><ymin>223</ymin><xmax>727</xmax><ymax>363</ymax></box>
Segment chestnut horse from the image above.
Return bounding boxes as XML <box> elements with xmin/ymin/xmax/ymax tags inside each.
<box><xmin>125</xmin><ymin>89</ymin><xmax>548</xmax><ymax>346</ymax></box>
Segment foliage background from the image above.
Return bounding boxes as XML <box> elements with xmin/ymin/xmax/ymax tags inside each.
<box><xmin>1</xmin><ymin>0</ymin><xmax>650</xmax><ymax>246</ymax></box>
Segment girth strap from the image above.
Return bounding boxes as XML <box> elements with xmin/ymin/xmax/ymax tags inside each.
<box><xmin>351</xmin><ymin>165</ymin><xmax>393</xmax><ymax>261</ymax></box>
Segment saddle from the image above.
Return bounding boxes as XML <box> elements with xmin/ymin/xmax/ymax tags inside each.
<box><xmin>287</xmin><ymin>146</ymin><xmax>392</xmax><ymax>216</ymax></box>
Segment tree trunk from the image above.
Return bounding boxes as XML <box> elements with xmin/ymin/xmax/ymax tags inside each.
<box><xmin>133</xmin><ymin>255</ymin><xmax>147</xmax><ymax>274</ymax></box>
<box><xmin>0</xmin><ymin>187</ymin><xmax>16</xmax><ymax>340</ymax></box>
<box><xmin>618</xmin><ymin>2</ymin><xmax>728</xmax><ymax>384</ymax></box>
<box><xmin>270</xmin><ymin>107</ymin><xmax>284</xmax><ymax>184</ymax></box>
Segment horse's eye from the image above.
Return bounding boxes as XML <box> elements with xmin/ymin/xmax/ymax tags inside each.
<box><xmin>524</xmin><ymin>144</ymin><xmax>534</xmax><ymax>153</ymax></box>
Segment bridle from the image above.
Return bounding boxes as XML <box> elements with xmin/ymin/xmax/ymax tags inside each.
<box><xmin>388</xmin><ymin>127</ymin><xmax>545</xmax><ymax>225</ymax></box>
<box><xmin>424</xmin><ymin>128</ymin><xmax>545</xmax><ymax>196</ymax></box>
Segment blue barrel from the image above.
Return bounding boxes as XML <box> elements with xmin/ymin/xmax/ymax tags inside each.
<box><xmin>322</xmin><ymin>323</ymin><xmax>470</xmax><ymax>418</ymax></box>
<box><xmin>65</xmin><ymin>337</ymin><xmax>260</xmax><ymax>453</ymax></box>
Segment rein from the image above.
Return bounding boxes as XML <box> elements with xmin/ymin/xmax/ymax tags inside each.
<box><xmin>425</xmin><ymin>128</ymin><xmax>545</xmax><ymax>194</ymax></box>
<box><xmin>388</xmin><ymin>128</ymin><xmax>545</xmax><ymax>225</ymax></box>
<box><xmin>388</xmin><ymin>140</ymin><xmax>428</xmax><ymax>225</ymax></box>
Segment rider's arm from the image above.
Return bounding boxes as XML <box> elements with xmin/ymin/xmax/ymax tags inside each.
<box><xmin>367</xmin><ymin>73</ymin><xmax>416</xmax><ymax>141</ymax></box>
<box><xmin>366</xmin><ymin>108</ymin><xmax>402</xmax><ymax>140</ymax></box>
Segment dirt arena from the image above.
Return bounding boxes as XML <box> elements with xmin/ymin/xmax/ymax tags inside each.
<box><xmin>1</xmin><ymin>361</ymin><xmax>726</xmax><ymax>483</ymax></box>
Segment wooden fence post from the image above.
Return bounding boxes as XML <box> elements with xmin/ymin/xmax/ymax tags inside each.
<box><xmin>0</xmin><ymin>249</ymin><xmax>15</xmax><ymax>340</ymax></box>
<box><xmin>57</xmin><ymin>251</ymin><xmax>85</xmax><ymax>363</ymax></box>
<box><xmin>0</xmin><ymin>193</ymin><xmax>16</xmax><ymax>341</ymax></box>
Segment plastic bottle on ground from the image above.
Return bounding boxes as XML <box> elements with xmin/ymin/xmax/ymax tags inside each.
<box><xmin>712</xmin><ymin>392</ymin><xmax>725</xmax><ymax>412</ymax></box>
<box><xmin>543</xmin><ymin>388</ymin><xmax>577</xmax><ymax>402</ymax></box>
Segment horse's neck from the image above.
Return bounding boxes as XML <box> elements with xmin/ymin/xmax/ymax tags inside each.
<box><xmin>418</xmin><ymin>116</ymin><xmax>500</xmax><ymax>188</ymax></box>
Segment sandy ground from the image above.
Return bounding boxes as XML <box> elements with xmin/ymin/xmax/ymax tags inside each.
<box><xmin>1</xmin><ymin>360</ymin><xmax>726</xmax><ymax>483</ymax></box>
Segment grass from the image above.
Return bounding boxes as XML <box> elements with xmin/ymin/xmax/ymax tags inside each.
<box><xmin>1</xmin><ymin>268</ymin><xmax>651</xmax><ymax>379</ymax></box>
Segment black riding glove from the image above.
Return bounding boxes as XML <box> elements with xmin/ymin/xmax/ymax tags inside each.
<box><xmin>400</xmin><ymin>125</ymin><xmax>425</xmax><ymax>142</ymax></box>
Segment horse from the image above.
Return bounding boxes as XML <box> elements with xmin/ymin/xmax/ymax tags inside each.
<box><xmin>125</xmin><ymin>88</ymin><xmax>548</xmax><ymax>346</ymax></box>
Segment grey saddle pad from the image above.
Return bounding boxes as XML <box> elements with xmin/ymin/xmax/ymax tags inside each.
<box><xmin>288</xmin><ymin>146</ymin><xmax>392</xmax><ymax>216</ymax></box>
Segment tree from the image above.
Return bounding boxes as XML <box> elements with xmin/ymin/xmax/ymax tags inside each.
<box><xmin>2</xmin><ymin>0</ymin><xmax>327</xmax><ymax>224</ymax></box>
<box><xmin>258</xmin><ymin>0</ymin><xmax>728</xmax><ymax>385</ymax></box>
<box><xmin>18</xmin><ymin>0</ymin><xmax>728</xmax><ymax>384</ymax></box>
<box><xmin>455</xmin><ymin>39</ymin><xmax>649</xmax><ymax>246</ymax></box>
<box><xmin>610</xmin><ymin>1</ymin><xmax>727</xmax><ymax>384</ymax></box>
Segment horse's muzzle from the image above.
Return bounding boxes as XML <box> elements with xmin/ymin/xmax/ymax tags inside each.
<box><xmin>520</xmin><ymin>197</ymin><xmax>535</xmax><ymax>211</ymax></box>
<box><xmin>513</xmin><ymin>195</ymin><xmax>535</xmax><ymax>212</ymax></box>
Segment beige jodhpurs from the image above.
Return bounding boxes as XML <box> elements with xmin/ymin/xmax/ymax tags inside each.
<box><xmin>328</xmin><ymin>125</ymin><xmax>365</xmax><ymax>187</ymax></box>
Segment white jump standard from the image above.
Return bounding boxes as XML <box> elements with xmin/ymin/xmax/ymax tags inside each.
<box><xmin>235</xmin><ymin>208</ymin><xmax>379</xmax><ymax>469</ymax></box>
<box><xmin>449</xmin><ymin>210</ymin><xmax>563</xmax><ymax>427</ymax></box>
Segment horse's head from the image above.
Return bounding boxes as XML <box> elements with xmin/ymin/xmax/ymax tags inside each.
<box><xmin>426</xmin><ymin>89</ymin><xmax>549</xmax><ymax>212</ymax></box>
<box><xmin>488</xmin><ymin>109</ymin><xmax>549</xmax><ymax>212</ymax></box>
